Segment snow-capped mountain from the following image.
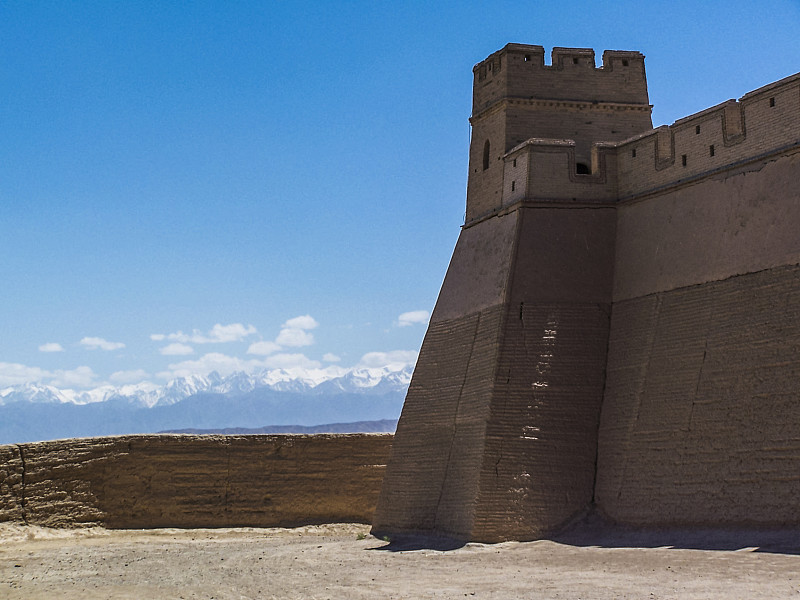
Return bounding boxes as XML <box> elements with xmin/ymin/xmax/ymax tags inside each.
<box><xmin>0</xmin><ymin>365</ymin><xmax>413</xmax><ymax>444</ymax></box>
<box><xmin>0</xmin><ymin>365</ymin><xmax>413</xmax><ymax>408</ymax></box>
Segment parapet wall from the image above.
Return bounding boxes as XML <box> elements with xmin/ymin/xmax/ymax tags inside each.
<box><xmin>0</xmin><ymin>434</ymin><xmax>391</xmax><ymax>528</ymax></box>
<box><xmin>492</xmin><ymin>71</ymin><xmax>800</xmax><ymax>210</ymax></box>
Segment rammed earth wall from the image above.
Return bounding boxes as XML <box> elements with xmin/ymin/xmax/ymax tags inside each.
<box><xmin>0</xmin><ymin>434</ymin><xmax>391</xmax><ymax>528</ymax></box>
<box><xmin>374</xmin><ymin>43</ymin><xmax>800</xmax><ymax>542</ymax></box>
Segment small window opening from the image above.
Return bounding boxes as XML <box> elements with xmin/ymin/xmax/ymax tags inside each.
<box><xmin>631</xmin><ymin>148</ymin><xmax>637</xmax><ymax>158</ymax></box>
<box><xmin>709</xmin><ymin>145</ymin><xmax>715</xmax><ymax>157</ymax></box>
<box><xmin>769</xmin><ymin>97</ymin><xmax>776</xmax><ymax>107</ymax></box>
<box><xmin>572</xmin><ymin>57</ymin><xmax>579</xmax><ymax>65</ymax></box>
<box><xmin>511</xmin><ymin>180</ymin><xmax>516</xmax><ymax>192</ymax></box>
<box><xmin>512</xmin><ymin>158</ymin><xmax>517</xmax><ymax>167</ymax></box>
<box><xmin>576</xmin><ymin>162</ymin><xmax>591</xmax><ymax>175</ymax></box>
<box><xmin>695</xmin><ymin>125</ymin><xmax>701</xmax><ymax>134</ymax></box>
<box><xmin>681</xmin><ymin>154</ymin><xmax>687</xmax><ymax>167</ymax></box>
<box><xmin>482</xmin><ymin>139</ymin><xmax>490</xmax><ymax>171</ymax></box>
<box><xmin>488</xmin><ymin>62</ymin><xmax>492</xmax><ymax>72</ymax></box>
<box><xmin>622</xmin><ymin>59</ymin><xmax>629</xmax><ymax>67</ymax></box>
<box><xmin>524</xmin><ymin>54</ymin><xmax>530</xmax><ymax>62</ymax></box>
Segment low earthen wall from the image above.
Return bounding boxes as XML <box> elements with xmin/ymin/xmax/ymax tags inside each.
<box><xmin>0</xmin><ymin>433</ymin><xmax>391</xmax><ymax>528</ymax></box>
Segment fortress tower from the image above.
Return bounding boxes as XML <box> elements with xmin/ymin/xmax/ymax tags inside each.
<box><xmin>374</xmin><ymin>44</ymin><xmax>800</xmax><ymax>542</ymax></box>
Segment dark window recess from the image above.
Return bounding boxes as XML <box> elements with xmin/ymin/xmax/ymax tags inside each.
<box><xmin>622</xmin><ymin>59</ymin><xmax>629</xmax><ymax>66</ymax></box>
<box><xmin>573</xmin><ymin>57</ymin><xmax>579</xmax><ymax>64</ymax></box>
<box><xmin>681</xmin><ymin>154</ymin><xmax>687</xmax><ymax>167</ymax></box>
<box><xmin>770</xmin><ymin>97</ymin><xmax>776</xmax><ymax>107</ymax></box>
<box><xmin>513</xmin><ymin>158</ymin><xmax>517</xmax><ymax>167</ymax></box>
<box><xmin>632</xmin><ymin>148</ymin><xmax>637</xmax><ymax>158</ymax></box>
<box><xmin>696</xmin><ymin>125</ymin><xmax>701</xmax><ymax>134</ymax></box>
<box><xmin>482</xmin><ymin>140</ymin><xmax>490</xmax><ymax>171</ymax></box>
<box><xmin>511</xmin><ymin>181</ymin><xmax>516</xmax><ymax>192</ymax></box>
<box><xmin>524</xmin><ymin>54</ymin><xmax>530</xmax><ymax>62</ymax></box>
<box><xmin>709</xmin><ymin>145</ymin><xmax>715</xmax><ymax>157</ymax></box>
<box><xmin>576</xmin><ymin>162</ymin><xmax>591</xmax><ymax>175</ymax></box>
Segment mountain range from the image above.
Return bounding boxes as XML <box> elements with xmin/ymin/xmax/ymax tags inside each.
<box><xmin>0</xmin><ymin>366</ymin><xmax>411</xmax><ymax>444</ymax></box>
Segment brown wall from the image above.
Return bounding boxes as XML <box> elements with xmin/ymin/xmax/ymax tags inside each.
<box><xmin>0</xmin><ymin>434</ymin><xmax>391</xmax><ymax>528</ymax></box>
<box><xmin>596</xmin><ymin>150</ymin><xmax>800</xmax><ymax>527</ymax></box>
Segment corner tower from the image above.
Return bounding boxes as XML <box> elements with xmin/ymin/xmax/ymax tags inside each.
<box><xmin>467</xmin><ymin>44</ymin><xmax>651</xmax><ymax>221</ymax></box>
<box><xmin>373</xmin><ymin>45</ymin><xmax>653</xmax><ymax>542</ymax></box>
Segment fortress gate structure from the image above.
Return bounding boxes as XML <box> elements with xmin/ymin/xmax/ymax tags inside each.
<box><xmin>372</xmin><ymin>44</ymin><xmax>800</xmax><ymax>542</ymax></box>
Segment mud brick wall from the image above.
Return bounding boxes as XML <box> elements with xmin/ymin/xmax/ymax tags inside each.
<box><xmin>596</xmin><ymin>150</ymin><xmax>800</xmax><ymax>527</ymax></box>
<box><xmin>0</xmin><ymin>434</ymin><xmax>391</xmax><ymax>528</ymax></box>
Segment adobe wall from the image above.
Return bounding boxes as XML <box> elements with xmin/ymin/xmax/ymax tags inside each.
<box><xmin>0</xmin><ymin>434</ymin><xmax>391</xmax><ymax>528</ymax></box>
<box><xmin>374</xmin><ymin>204</ymin><xmax>616</xmax><ymax>542</ymax></box>
<box><xmin>596</xmin><ymin>148</ymin><xmax>800</xmax><ymax>526</ymax></box>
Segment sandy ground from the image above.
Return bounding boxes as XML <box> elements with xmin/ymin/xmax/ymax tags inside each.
<box><xmin>1</xmin><ymin>522</ymin><xmax>799</xmax><ymax>599</ymax></box>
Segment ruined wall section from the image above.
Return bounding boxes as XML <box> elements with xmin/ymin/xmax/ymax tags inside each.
<box><xmin>0</xmin><ymin>434</ymin><xmax>391</xmax><ymax>528</ymax></box>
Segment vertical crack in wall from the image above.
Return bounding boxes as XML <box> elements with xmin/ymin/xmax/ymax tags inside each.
<box><xmin>432</xmin><ymin>312</ymin><xmax>481</xmax><ymax>531</ymax></box>
<box><xmin>616</xmin><ymin>292</ymin><xmax>662</xmax><ymax>500</ymax></box>
<box><xmin>591</xmin><ymin>302</ymin><xmax>613</xmax><ymax>505</ymax></box>
<box><xmin>16</xmin><ymin>444</ymin><xmax>28</xmax><ymax>525</ymax></box>
<box><xmin>688</xmin><ymin>301</ymin><xmax>715</xmax><ymax>433</ymax></box>
<box><xmin>224</xmin><ymin>438</ymin><xmax>232</xmax><ymax>524</ymax></box>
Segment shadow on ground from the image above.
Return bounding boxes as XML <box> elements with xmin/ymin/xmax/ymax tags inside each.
<box><xmin>368</xmin><ymin>512</ymin><xmax>800</xmax><ymax>555</ymax></box>
<box><xmin>551</xmin><ymin>512</ymin><xmax>800</xmax><ymax>556</ymax></box>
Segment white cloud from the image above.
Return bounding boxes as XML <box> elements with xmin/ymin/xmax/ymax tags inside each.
<box><xmin>358</xmin><ymin>350</ymin><xmax>419</xmax><ymax>369</ymax></box>
<box><xmin>38</xmin><ymin>342</ymin><xmax>65</xmax><ymax>353</ymax></box>
<box><xmin>160</xmin><ymin>343</ymin><xmax>195</xmax><ymax>356</ymax></box>
<box><xmin>0</xmin><ymin>362</ymin><xmax>100</xmax><ymax>389</ymax></box>
<box><xmin>261</xmin><ymin>353</ymin><xmax>321</xmax><ymax>370</ymax></box>
<box><xmin>0</xmin><ymin>362</ymin><xmax>50</xmax><ymax>387</ymax></box>
<box><xmin>322</xmin><ymin>353</ymin><xmax>341</xmax><ymax>363</ymax></box>
<box><xmin>204</xmin><ymin>323</ymin><xmax>258</xmax><ymax>343</ymax></box>
<box><xmin>247</xmin><ymin>341</ymin><xmax>281</xmax><ymax>356</ymax></box>
<box><xmin>281</xmin><ymin>315</ymin><xmax>318</xmax><ymax>330</ymax></box>
<box><xmin>275</xmin><ymin>327</ymin><xmax>314</xmax><ymax>347</ymax></box>
<box><xmin>397</xmin><ymin>310</ymin><xmax>430</xmax><ymax>327</ymax></box>
<box><xmin>48</xmin><ymin>366</ymin><xmax>98</xmax><ymax>389</ymax></box>
<box><xmin>79</xmin><ymin>337</ymin><xmax>125</xmax><ymax>351</ymax></box>
<box><xmin>109</xmin><ymin>369</ymin><xmax>150</xmax><ymax>385</ymax></box>
<box><xmin>151</xmin><ymin>323</ymin><xmax>257</xmax><ymax>345</ymax></box>
<box><xmin>273</xmin><ymin>315</ymin><xmax>318</xmax><ymax>348</ymax></box>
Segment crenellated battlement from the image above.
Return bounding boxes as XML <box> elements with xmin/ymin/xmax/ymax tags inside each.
<box><xmin>614</xmin><ymin>71</ymin><xmax>800</xmax><ymax>200</ymax></box>
<box><xmin>472</xmin><ymin>44</ymin><xmax>649</xmax><ymax>116</ymax></box>
<box><xmin>481</xmin><ymin>69</ymin><xmax>800</xmax><ymax>219</ymax></box>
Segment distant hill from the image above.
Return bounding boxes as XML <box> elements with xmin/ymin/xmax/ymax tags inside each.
<box><xmin>160</xmin><ymin>418</ymin><xmax>398</xmax><ymax>435</ymax></box>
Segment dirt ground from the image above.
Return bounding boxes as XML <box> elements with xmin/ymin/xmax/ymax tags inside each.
<box><xmin>1</xmin><ymin>522</ymin><xmax>799</xmax><ymax>599</ymax></box>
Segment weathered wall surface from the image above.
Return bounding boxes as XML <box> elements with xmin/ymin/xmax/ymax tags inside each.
<box><xmin>0</xmin><ymin>434</ymin><xmax>391</xmax><ymax>528</ymax></box>
<box><xmin>374</xmin><ymin>206</ymin><xmax>616</xmax><ymax>542</ymax></box>
<box><xmin>596</xmin><ymin>151</ymin><xmax>800</xmax><ymax>527</ymax></box>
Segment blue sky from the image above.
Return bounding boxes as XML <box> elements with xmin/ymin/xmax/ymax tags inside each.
<box><xmin>2</xmin><ymin>0</ymin><xmax>799</xmax><ymax>389</ymax></box>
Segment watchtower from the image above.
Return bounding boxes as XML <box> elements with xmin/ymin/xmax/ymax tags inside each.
<box><xmin>373</xmin><ymin>45</ymin><xmax>654</xmax><ymax>542</ymax></box>
<box><xmin>467</xmin><ymin>44</ymin><xmax>652</xmax><ymax>221</ymax></box>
